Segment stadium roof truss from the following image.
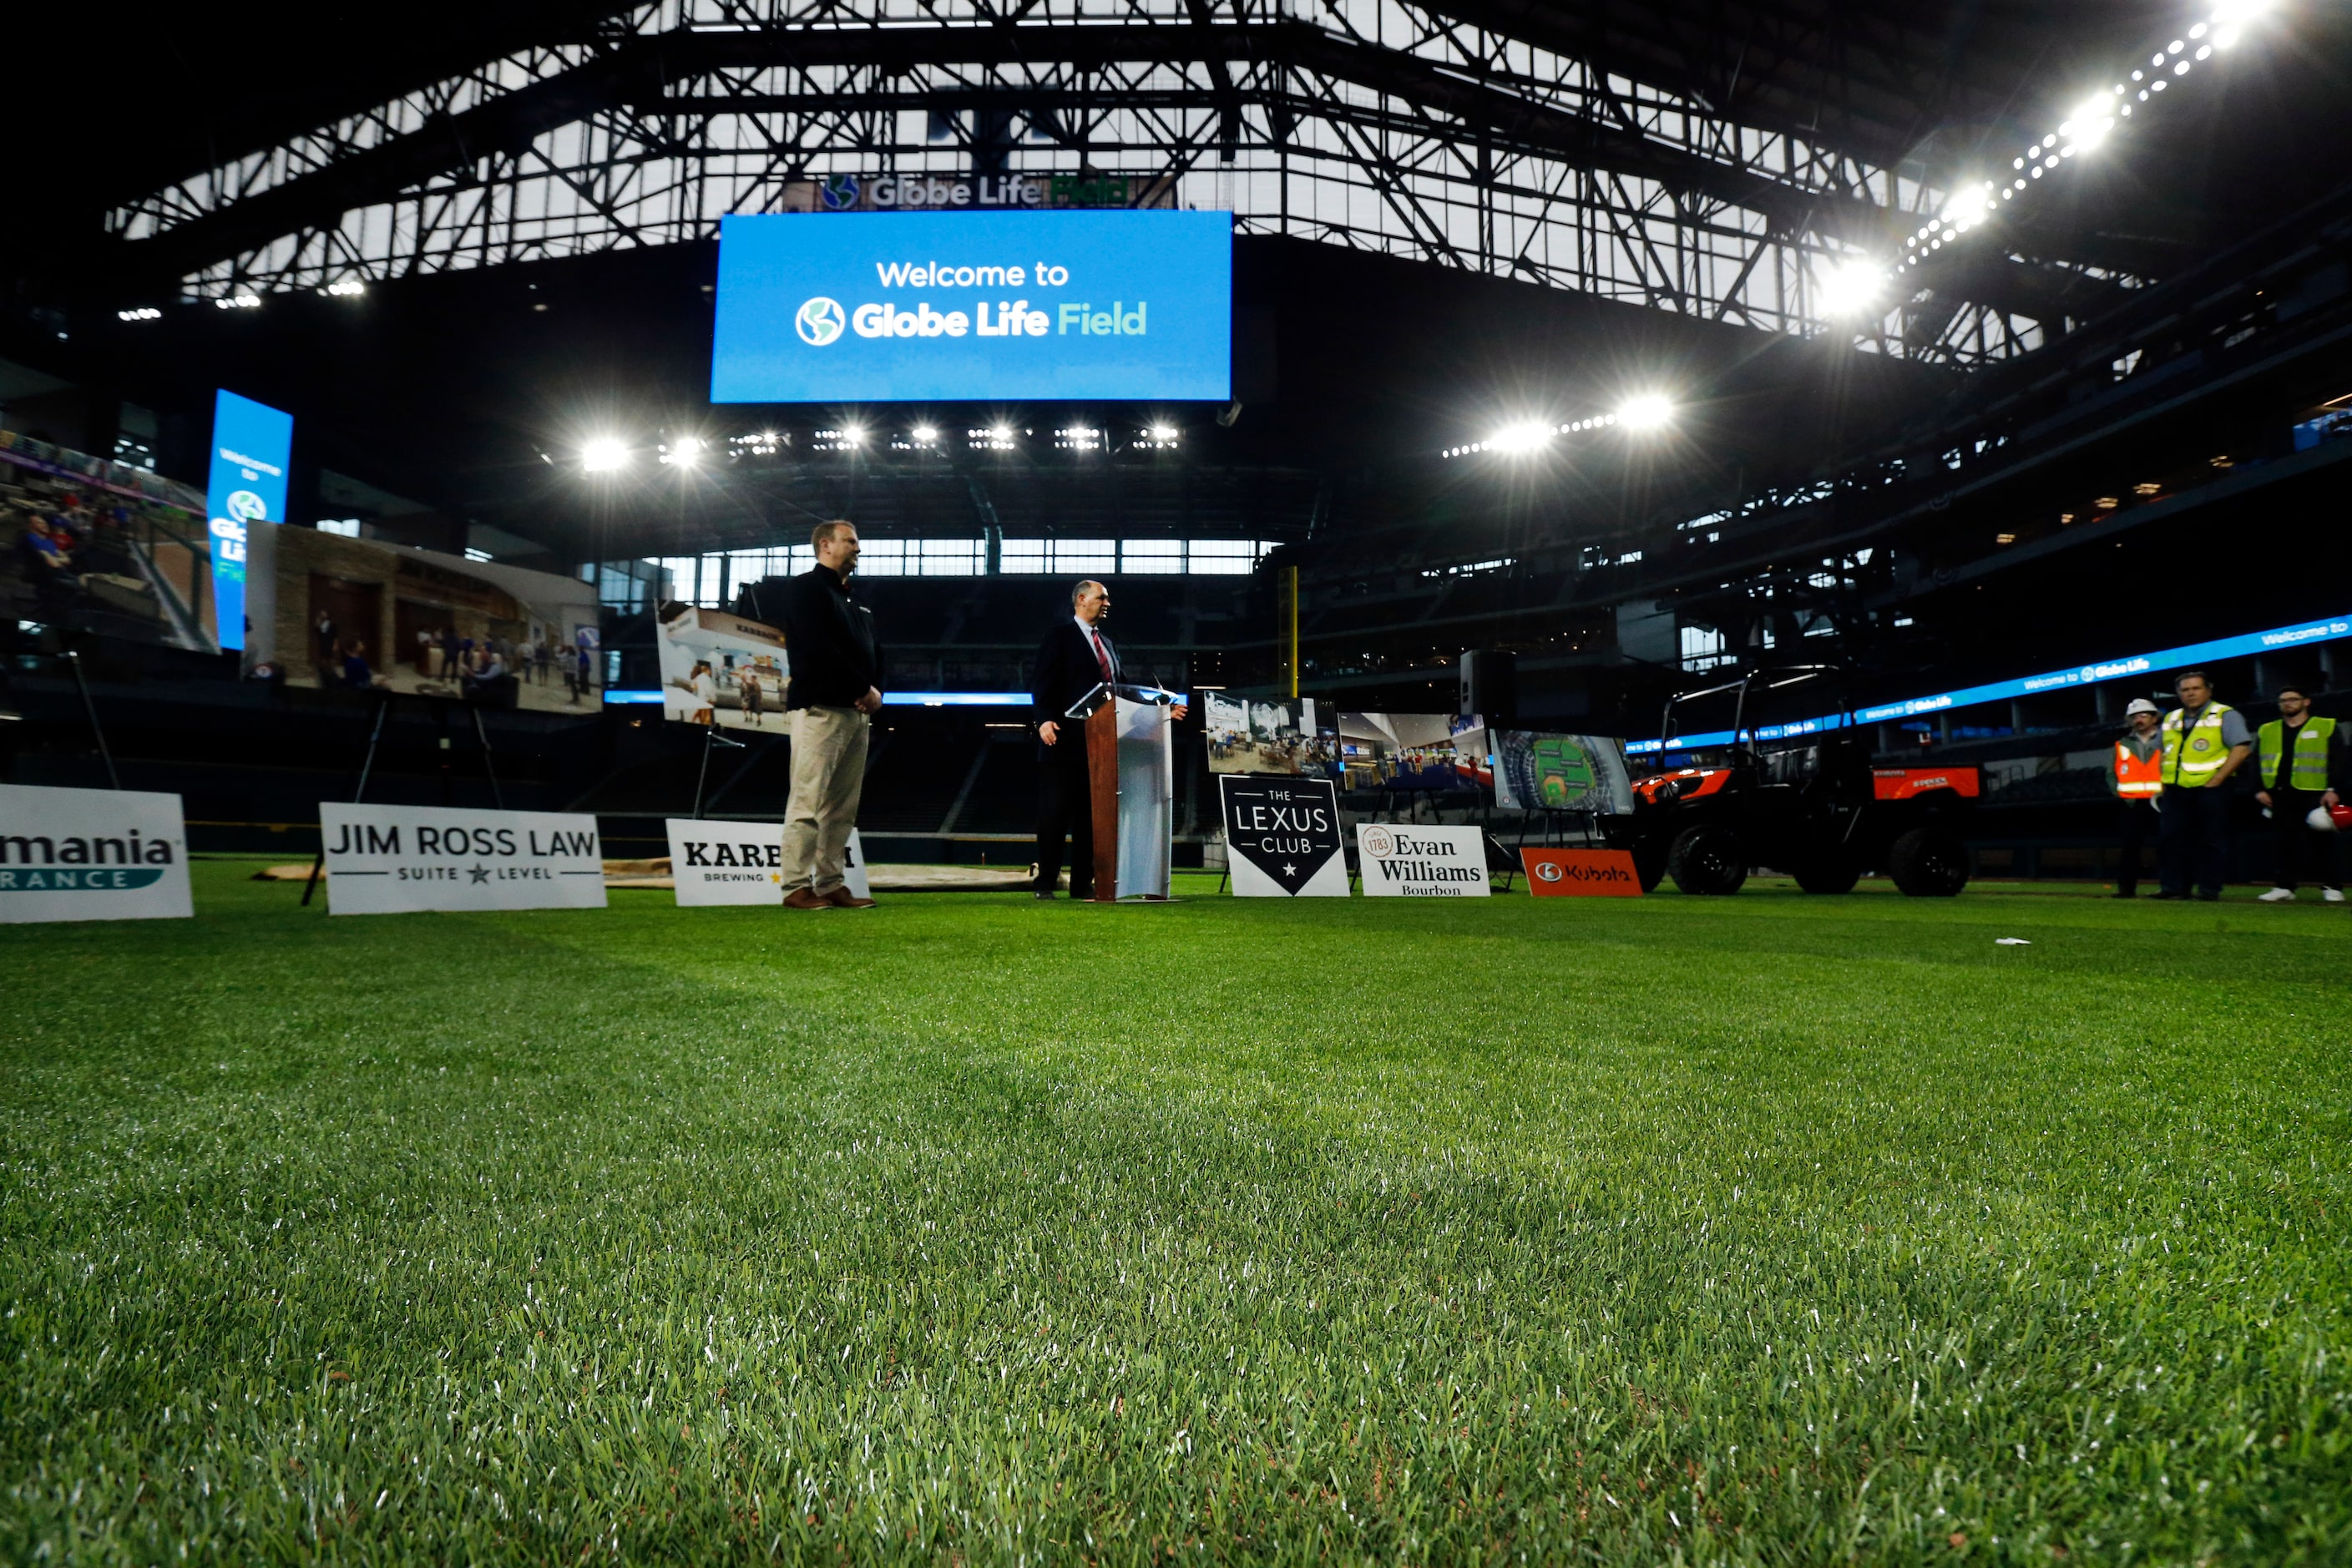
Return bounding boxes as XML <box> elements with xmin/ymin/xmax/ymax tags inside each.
<box><xmin>106</xmin><ymin>0</ymin><xmax>2113</xmax><ymax>364</ymax></box>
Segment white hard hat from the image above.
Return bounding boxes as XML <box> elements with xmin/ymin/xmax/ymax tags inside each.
<box><xmin>2310</xmin><ymin>806</ymin><xmax>2339</xmax><ymax>833</ymax></box>
<box><xmin>2124</xmin><ymin>698</ymin><xmax>2161</xmax><ymax>716</ymax></box>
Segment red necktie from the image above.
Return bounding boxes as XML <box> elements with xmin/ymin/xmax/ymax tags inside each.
<box><xmin>1089</xmin><ymin>626</ymin><xmax>1113</xmax><ymax>683</ymax></box>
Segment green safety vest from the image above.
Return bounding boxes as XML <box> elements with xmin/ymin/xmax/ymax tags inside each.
<box><xmin>2256</xmin><ymin>716</ymin><xmax>2335</xmax><ymax>792</ymax></box>
<box><xmin>2161</xmin><ymin>701</ymin><xmax>2238</xmax><ymax>787</ymax></box>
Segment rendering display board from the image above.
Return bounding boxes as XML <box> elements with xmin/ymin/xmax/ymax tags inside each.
<box><xmin>205</xmin><ymin>390</ymin><xmax>292</xmax><ymax>652</ymax></box>
<box><xmin>711</xmin><ymin>210</ymin><xmax>1232</xmax><ymax>402</ymax></box>
<box><xmin>664</xmin><ymin>819</ymin><xmax>870</xmax><ymax>905</ymax></box>
<box><xmin>259</xmin><ymin>529</ymin><xmax>603</xmax><ymax>711</ymax></box>
<box><xmin>655</xmin><ymin>604</ymin><xmax>790</xmax><ymax>730</ymax></box>
<box><xmin>1204</xmin><ymin>693</ymin><xmax>1333</xmax><ymax>776</ymax></box>
<box><xmin>321</xmin><ymin>805</ymin><xmax>606</xmax><ymax>915</ymax></box>
<box><xmin>1216</xmin><ymin>775</ymin><xmax>1348</xmax><ymax>897</ymax></box>
<box><xmin>1355</xmin><ymin>823</ymin><xmax>1491</xmax><ymax>898</ymax></box>
<box><xmin>1520</xmin><ymin>847</ymin><xmax>1644</xmax><ymax>896</ymax></box>
<box><xmin>1494</xmin><ymin>731</ymin><xmax>1635</xmax><ymax>814</ymax></box>
<box><xmin>0</xmin><ymin>783</ymin><xmax>193</xmax><ymax>923</ymax></box>
<box><xmin>1339</xmin><ymin>712</ymin><xmax>1470</xmax><ymax>792</ymax></box>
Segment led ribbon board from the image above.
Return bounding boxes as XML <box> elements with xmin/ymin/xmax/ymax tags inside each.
<box><xmin>204</xmin><ymin>390</ymin><xmax>293</xmax><ymax>652</ymax></box>
<box><xmin>711</xmin><ymin>210</ymin><xmax>1232</xmax><ymax>402</ymax></box>
<box><xmin>1626</xmin><ymin>612</ymin><xmax>2352</xmax><ymax>754</ymax></box>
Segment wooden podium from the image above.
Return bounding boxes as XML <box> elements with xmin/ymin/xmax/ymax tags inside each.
<box><xmin>1069</xmin><ymin>683</ymin><xmax>1179</xmax><ymax>902</ymax></box>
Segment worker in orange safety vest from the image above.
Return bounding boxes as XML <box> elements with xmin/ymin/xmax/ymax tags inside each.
<box><xmin>2109</xmin><ymin>697</ymin><xmax>2165</xmax><ymax>898</ymax></box>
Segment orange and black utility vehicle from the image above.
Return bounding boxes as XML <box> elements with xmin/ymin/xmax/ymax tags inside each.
<box><xmin>1603</xmin><ymin>665</ymin><xmax>1980</xmax><ymax>896</ymax></box>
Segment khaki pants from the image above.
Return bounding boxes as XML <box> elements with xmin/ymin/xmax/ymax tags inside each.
<box><xmin>781</xmin><ymin>706</ymin><xmax>868</xmax><ymax>893</ymax></box>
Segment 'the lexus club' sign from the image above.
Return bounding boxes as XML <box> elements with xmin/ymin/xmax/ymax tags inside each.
<box><xmin>1216</xmin><ymin>776</ymin><xmax>1348</xmax><ymax>897</ymax></box>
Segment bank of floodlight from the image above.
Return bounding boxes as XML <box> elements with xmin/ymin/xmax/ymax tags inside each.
<box><xmin>581</xmin><ymin>437</ymin><xmax>630</xmax><ymax>473</ymax></box>
<box><xmin>1902</xmin><ymin>0</ymin><xmax>2279</xmax><ymax>275</ymax></box>
<box><xmin>1616</xmin><ymin>395</ymin><xmax>1674</xmax><ymax>432</ymax></box>
<box><xmin>1816</xmin><ymin>259</ymin><xmax>1887</xmax><ymax>318</ymax></box>
<box><xmin>911</xmin><ymin>424</ymin><xmax>939</xmax><ymax>444</ymax></box>
<box><xmin>1440</xmin><ymin>411</ymin><xmax>1619</xmax><ymax>458</ymax></box>
<box><xmin>659</xmin><ymin>436</ymin><xmax>706</xmax><ymax>467</ymax></box>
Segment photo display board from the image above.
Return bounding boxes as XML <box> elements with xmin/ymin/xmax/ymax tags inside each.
<box><xmin>711</xmin><ymin>210</ymin><xmax>1232</xmax><ymax>402</ymax></box>
<box><xmin>1339</xmin><ymin>712</ymin><xmax>1479</xmax><ymax>792</ymax></box>
<box><xmin>1216</xmin><ymin>776</ymin><xmax>1348</xmax><ymax>896</ymax></box>
<box><xmin>0</xmin><ymin>783</ymin><xmax>193</xmax><ymax>924</ymax></box>
<box><xmin>321</xmin><ymin>805</ymin><xmax>606</xmax><ymax>915</ymax></box>
<box><xmin>1493</xmin><ymin>731</ymin><xmax>1635</xmax><ymax>814</ymax></box>
<box><xmin>655</xmin><ymin>604</ymin><xmax>790</xmax><ymax>731</ymax></box>
<box><xmin>1355</xmin><ymin>823</ymin><xmax>1491</xmax><ymax>898</ymax></box>
<box><xmin>1203</xmin><ymin>694</ymin><xmax>1335</xmax><ymax>776</ymax></box>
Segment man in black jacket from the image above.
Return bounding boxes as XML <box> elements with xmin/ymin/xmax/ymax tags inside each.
<box><xmin>776</xmin><ymin>521</ymin><xmax>883</xmax><ymax>909</ymax></box>
<box><xmin>1029</xmin><ymin>579</ymin><xmax>1183</xmax><ymax>898</ymax></box>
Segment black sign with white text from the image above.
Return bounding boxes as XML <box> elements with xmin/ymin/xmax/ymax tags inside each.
<box><xmin>1216</xmin><ymin>775</ymin><xmax>1348</xmax><ymax>897</ymax></box>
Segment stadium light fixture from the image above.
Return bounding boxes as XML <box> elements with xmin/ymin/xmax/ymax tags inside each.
<box><xmin>1616</xmin><ymin>395</ymin><xmax>1673</xmax><ymax>432</ymax></box>
<box><xmin>321</xmin><ymin>279</ymin><xmax>367</xmax><ymax>298</ymax></box>
<box><xmin>1816</xmin><ymin>259</ymin><xmax>1886</xmax><ymax>318</ymax></box>
<box><xmin>115</xmin><ymin>306</ymin><xmax>164</xmax><ymax>322</ymax></box>
<box><xmin>660</xmin><ymin>436</ymin><xmax>705</xmax><ymax>467</ymax></box>
<box><xmin>214</xmin><ymin>293</ymin><xmax>262</xmax><ymax>311</ymax></box>
<box><xmin>1489</xmin><ymin>421</ymin><xmax>1553</xmax><ymax>454</ymax></box>
<box><xmin>581</xmin><ymin>438</ymin><xmax>630</xmax><ymax>473</ymax></box>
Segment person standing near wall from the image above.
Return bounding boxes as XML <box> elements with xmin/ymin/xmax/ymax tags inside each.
<box><xmin>2253</xmin><ymin>682</ymin><xmax>2345</xmax><ymax>903</ymax></box>
<box><xmin>2157</xmin><ymin>670</ymin><xmax>2253</xmax><ymax>901</ymax></box>
<box><xmin>776</xmin><ymin>521</ymin><xmax>883</xmax><ymax>910</ymax></box>
<box><xmin>2109</xmin><ymin>697</ymin><xmax>2165</xmax><ymax>898</ymax></box>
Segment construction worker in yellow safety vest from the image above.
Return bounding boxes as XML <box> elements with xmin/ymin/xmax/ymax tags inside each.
<box><xmin>2108</xmin><ymin>698</ymin><xmax>2165</xmax><ymax>898</ymax></box>
<box><xmin>2252</xmin><ymin>681</ymin><xmax>2345</xmax><ymax>903</ymax></box>
<box><xmin>2157</xmin><ymin>670</ymin><xmax>2253</xmax><ymax>901</ymax></box>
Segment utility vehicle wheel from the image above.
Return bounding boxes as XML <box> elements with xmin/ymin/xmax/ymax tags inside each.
<box><xmin>1888</xmin><ymin>827</ymin><xmax>1970</xmax><ymax>897</ymax></box>
<box><xmin>1667</xmin><ymin>825</ymin><xmax>1748</xmax><ymax>895</ymax></box>
<box><xmin>1790</xmin><ymin>851</ymin><xmax>1862</xmax><ymax>895</ymax></box>
<box><xmin>1630</xmin><ymin>837</ymin><xmax>1669</xmax><ymax>893</ymax></box>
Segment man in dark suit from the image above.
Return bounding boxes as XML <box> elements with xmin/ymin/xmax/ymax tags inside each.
<box><xmin>1033</xmin><ymin>579</ymin><xmax>1176</xmax><ymax>898</ymax></box>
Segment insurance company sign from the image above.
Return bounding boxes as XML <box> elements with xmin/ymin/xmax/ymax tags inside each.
<box><xmin>665</xmin><ymin>820</ymin><xmax>870</xmax><ymax>906</ymax></box>
<box><xmin>321</xmin><ymin>804</ymin><xmax>605</xmax><ymax>915</ymax></box>
<box><xmin>1217</xmin><ymin>776</ymin><xmax>1348</xmax><ymax>897</ymax></box>
<box><xmin>1356</xmin><ymin>823</ymin><xmax>1490</xmax><ymax>898</ymax></box>
<box><xmin>0</xmin><ymin>783</ymin><xmax>192</xmax><ymax>923</ymax></box>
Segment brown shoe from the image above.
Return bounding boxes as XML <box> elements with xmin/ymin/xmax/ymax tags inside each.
<box><xmin>824</xmin><ymin>887</ymin><xmax>878</xmax><ymax>909</ymax></box>
<box><xmin>783</xmin><ymin>887</ymin><xmax>832</xmax><ymax>910</ymax></box>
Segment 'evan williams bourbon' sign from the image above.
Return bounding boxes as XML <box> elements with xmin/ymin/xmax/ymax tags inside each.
<box><xmin>1217</xmin><ymin>776</ymin><xmax>1348</xmax><ymax>897</ymax></box>
<box><xmin>321</xmin><ymin>804</ymin><xmax>604</xmax><ymax>915</ymax></box>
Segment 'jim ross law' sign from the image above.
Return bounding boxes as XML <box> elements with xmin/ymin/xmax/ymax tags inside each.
<box><xmin>320</xmin><ymin>803</ymin><xmax>606</xmax><ymax>916</ymax></box>
<box><xmin>0</xmin><ymin>782</ymin><xmax>194</xmax><ymax>924</ymax></box>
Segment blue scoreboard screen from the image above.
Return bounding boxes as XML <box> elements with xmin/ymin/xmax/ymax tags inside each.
<box><xmin>711</xmin><ymin>210</ymin><xmax>1232</xmax><ymax>403</ymax></box>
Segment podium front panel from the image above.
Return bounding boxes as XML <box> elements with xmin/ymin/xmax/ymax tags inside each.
<box><xmin>1113</xmin><ymin>696</ymin><xmax>1173</xmax><ymax>900</ymax></box>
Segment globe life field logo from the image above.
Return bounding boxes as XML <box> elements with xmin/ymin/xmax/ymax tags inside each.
<box><xmin>796</xmin><ymin>296</ymin><xmax>846</xmax><ymax>346</ymax></box>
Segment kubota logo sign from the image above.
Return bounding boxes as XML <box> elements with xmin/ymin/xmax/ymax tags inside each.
<box><xmin>1520</xmin><ymin>848</ymin><xmax>1644</xmax><ymax>898</ymax></box>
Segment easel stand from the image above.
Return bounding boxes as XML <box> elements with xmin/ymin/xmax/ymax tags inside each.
<box><xmin>301</xmin><ymin>694</ymin><xmax>506</xmax><ymax>907</ymax></box>
<box><xmin>690</xmin><ymin>722</ymin><xmax>747</xmax><ymax>818</ymax></box>
<box><xmin>65</xmin><ymin>650</ymin><xmax>121</xmax><ymax>789</ymax></box>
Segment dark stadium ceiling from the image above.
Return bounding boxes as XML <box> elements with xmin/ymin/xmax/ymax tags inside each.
<box><xmin>14</xmin><ymin>1</ymin><xmax>2352</xmax><ymax>362</ymax></box>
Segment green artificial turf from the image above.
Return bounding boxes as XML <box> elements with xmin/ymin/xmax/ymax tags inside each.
<box><xmin>3</xmin><ymin>863</ymin><xmax>2349</xmax><ymax>1565</ymax></box>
